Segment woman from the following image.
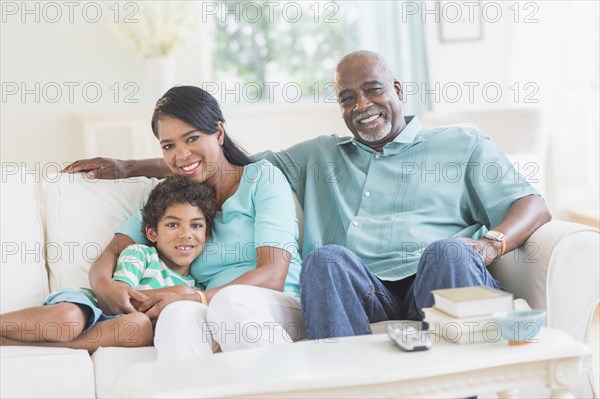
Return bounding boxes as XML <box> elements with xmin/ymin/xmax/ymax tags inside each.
<box><xmin>65</xmin><ymin>86</ymin><xmax>304</xmax><ymax>359</ymax></box>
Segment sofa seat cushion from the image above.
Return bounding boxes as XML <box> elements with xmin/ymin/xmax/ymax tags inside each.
<box><xmin>92</xmin><ymin>346</ymin><xmax>157</xmax><ymax>398</ymax></box>
<box><xmin>0</xmin><ymin>346</ymin><xmax>95</xmax><ymax>398</ymax></box>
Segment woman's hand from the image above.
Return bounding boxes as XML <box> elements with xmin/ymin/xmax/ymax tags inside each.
<box><xmin>95</xmin><ymin>277</ymin><xmax>149</xmax><ymax>315</ymax></box>
<box><xmin>62</xmin><ymin>157</ymin><xmax>134</xmax><ymax>179</ymax></box>
<box><xmin>454</xmin><ymin>237</ymin><xmax>502</xmax><ymax>266</ymax></box>
<box><xmin>137</xmin><ymin>292</ymin><xmax>190</xmax><ymax>321</ymax></box>
<box><xmin>63</xmin><ymin>157</ymin><xmax>171</xmax><ymax>179</ymax></box>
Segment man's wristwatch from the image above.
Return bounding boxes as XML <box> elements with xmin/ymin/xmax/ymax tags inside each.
<box><xmin>483</xmin><ymin>230</ymin><xmax>506</xmax><ymax>257</ymax></box>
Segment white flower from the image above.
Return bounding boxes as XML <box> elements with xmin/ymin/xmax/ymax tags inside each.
<box><xmin>111</xmin><ymin>2</ymin><xmax>197</xmax><ymax>58</ymax></box>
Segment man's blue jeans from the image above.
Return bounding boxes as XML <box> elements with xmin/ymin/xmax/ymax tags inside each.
<box><xmin>300</xmin><ymin>239</ymin><xmax>500</xmax><ymax>339</ymax></box>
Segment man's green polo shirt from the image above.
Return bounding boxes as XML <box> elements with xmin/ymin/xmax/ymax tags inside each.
<box><xmin>260</xmin><ymin>116</ymin><xmax>539</xmax><ymax>281</ymax></box>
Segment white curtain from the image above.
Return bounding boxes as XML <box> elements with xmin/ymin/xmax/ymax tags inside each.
<box><xmin>356</xmin><ymin>1</ymin><xmax>432</xmax><ymax>116</ymax></box>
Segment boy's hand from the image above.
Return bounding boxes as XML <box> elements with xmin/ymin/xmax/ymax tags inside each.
<box><xmin>95</xmin><ymin>278</ymin><xmax>148</xmax><ymax>315</ymax></box>
<box><xmin>129</xmin><ymin>288</ymin><xmax>151</xmax><ymax>311</ymax></box>
<box><xmin>131</xmin><ymin>286</ymin><xmax>196</xmax><ymax>312</ymax></box>
<box><xmin>138</xmin><ymin>292</ymin><xmax>183</xmax><ymax>321</ymax></box>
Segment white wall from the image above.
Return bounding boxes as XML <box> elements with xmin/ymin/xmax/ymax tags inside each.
<box><xmin>223</xmin><ymin>101</ymin><xmax>346</xmax><ymax>154</ymax></box>
<box><xmin>1</xmin><ymin>1</ymin><xmax>597</xmax><ymax>217</ymax></box>
<box><xmin>0</xmin><ymin>2</ymin><xmax>206</xmax><ymax>167</ymax></box>
<box><xmin>422</xmin><ymin>1</ymin><xmax>599</xmax><ymax>215</ymax></box>
<box><xmin>0</xmin><ymin>1</ymin><xmax>345</xmax><ymax>168</ymax></box>
<box><xmin>423</xmin><ymin>1</ymin><xmax>514</xmax><ymax>111</ymax></box>
<box><xmin>506</xmin><ymin>2</ymin><xmax>600</xmax><ymax>214</ymax></box>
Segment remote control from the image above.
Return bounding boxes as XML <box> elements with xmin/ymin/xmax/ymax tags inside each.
<box><xmin>386</xmin><ymin>322</ymin><xmax>432</xmax><ymax>352</ymax></box>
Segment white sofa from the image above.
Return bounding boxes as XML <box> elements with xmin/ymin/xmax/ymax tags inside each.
<box><xmin>1</xmin><ymin>169</ymin><xmax>598</xmax><ymax>398</ymax></box>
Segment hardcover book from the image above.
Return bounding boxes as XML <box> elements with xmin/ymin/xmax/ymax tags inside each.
<box><xmin>431</xmin><ymin>286</ymin><xmax>513</xmax><ymax>318</ymax></box>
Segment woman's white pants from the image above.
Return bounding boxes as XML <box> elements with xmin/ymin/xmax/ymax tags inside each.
<box><xmin>154</xmin><ymin>285</ymin><xmax>305</xmax><ymax>360</ymax></box>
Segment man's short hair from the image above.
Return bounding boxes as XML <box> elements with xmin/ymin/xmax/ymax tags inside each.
<box><xmin>335</xmin><ymin>50</ymin><xmax>396</xmax><ymax>84</ymax></box>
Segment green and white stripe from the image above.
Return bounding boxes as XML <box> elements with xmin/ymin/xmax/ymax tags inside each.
<box><xmin>113</xmin><ymin>244</ymin><xmax>201</xmax><ymax>289</ymax></box>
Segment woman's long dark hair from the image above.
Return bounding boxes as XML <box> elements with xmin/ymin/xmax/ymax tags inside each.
<box><xmin>151</xmin><ymin>86</ymin><xmax>253</xmax><ymax>167</ymax></box>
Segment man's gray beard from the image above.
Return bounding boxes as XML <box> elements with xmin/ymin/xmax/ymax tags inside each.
<box><xmin>357</xmin><ymin>120</ymin><xmax>392</xmax><ymax>142</ymax></box>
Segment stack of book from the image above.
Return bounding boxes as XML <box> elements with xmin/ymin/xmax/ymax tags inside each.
<box><xmin>424</xmin><ymin>286</ymin><xmax>514</xmax><ymax>344</ymax></box>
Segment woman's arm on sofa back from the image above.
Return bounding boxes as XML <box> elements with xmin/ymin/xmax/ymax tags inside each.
<box><xmin>63</xmin><ymin>157</ymin><xmax>171</xmax><ymax>179</ymax></box>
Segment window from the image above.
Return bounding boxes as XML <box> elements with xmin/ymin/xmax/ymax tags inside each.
<box><xmin>210</xmin><ymin>1</ymin><xmax>361</xmax><ymax>104</ymax></box>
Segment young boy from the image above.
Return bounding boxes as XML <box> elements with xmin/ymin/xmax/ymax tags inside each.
<box><xmin>0</xmin><ymin>176</ymin><xmax>216</xmax><ymax>353</ymax></box>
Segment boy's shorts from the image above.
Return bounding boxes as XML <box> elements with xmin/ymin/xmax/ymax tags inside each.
<box><xmin>42</xmin><ymin>288</ymin><xmax>120</xmax><ymax>333</ymax></box>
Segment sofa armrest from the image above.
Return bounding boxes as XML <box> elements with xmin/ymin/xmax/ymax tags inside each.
<box><xmin>489</xmin><ymin>220</ymin><xmax>599</xmax><ymax>343</ymax></box>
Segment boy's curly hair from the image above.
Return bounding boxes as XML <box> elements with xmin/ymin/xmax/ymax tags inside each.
<box><xmin>142</xmin><ymin>176</ymin><xmax>217</xmax><ymax>238</ymax></box>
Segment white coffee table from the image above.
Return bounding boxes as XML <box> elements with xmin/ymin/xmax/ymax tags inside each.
<box><xmin>114</xmin><ymin>328</ymin><xmax>590</xmax><ymax>398</ymax></box>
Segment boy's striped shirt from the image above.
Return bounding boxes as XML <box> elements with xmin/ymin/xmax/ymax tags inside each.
<box><xmin>113</xmin><ymin>244</ymin><xmax>203</xmax><ymax>290</ymax></box>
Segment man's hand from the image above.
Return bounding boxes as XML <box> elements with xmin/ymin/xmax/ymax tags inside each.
<box><xmin>95</xmin><ymin>278</ymin><xmax>149</xmax><ymax>315</ymax></box>
<box><xmin>454</xmin><ymin>237</ymin><xmax>502</xmax><ymax>266</ymax></box>
<box><xmin>62</xmin><ymin>157</ymin><xmax>134</xmax><ymax>180</ymax></box>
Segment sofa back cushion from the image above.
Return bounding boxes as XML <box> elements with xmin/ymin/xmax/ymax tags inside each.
<box><xmin>44</xmin><ymin>173</ymin><xmax>159</xmax><ymax>291</ymax></box>
<box><xmin>1</xmin><ymin>167</ymin><xmax>48</xmax><ymax>312</ymax></box>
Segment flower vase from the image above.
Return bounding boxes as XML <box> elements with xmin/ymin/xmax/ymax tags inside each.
<box><xmin>145</xmin><ymin>56</ymin><xmax>177</xmax><ymax>98</ymax></box>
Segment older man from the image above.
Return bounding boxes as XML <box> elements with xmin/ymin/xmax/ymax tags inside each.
<box><xmin>259</xmin><ymin>50</ymin><xmax>551</xmax><ymax>338</ymax></box>
<box><xmin>65</xmin><ymin>50</ymin><xmax>551</xmax><ymax>340</ymax></box>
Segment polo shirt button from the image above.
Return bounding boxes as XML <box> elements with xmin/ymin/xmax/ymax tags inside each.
<box><xmin>364</xmin><ymin>191</ymin><xmax>371</xmax><ymax>197</ymax></box>
<box><xmin>352</xmin><ymin>221</ymin><xmax>359</xmax><ymax>226</ymax></box>
<box><xmin>375</xmin><ymin>154</ymin><xmax>381</xmax><ymax>159</ymax></box>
